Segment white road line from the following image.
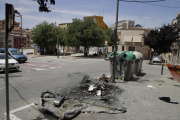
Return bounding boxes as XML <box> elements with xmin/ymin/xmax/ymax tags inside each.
<box><xmin>26</xmin><ymin>64</ymin><xmax>34</xmax><ymax>66</ymax></box>
<box><xmin>10</xmin><ymin>103</ymin><xmax>34</xmax><ymax>114</ymax></box>
<box><xmin>49</xmin><ymin>67</ymin><xmax>56</xmax><ymax>69</ymax></box>
<box><xmin>39</xmin><ymin>65</ymin><xmax>49</xmax><ymax>67</ymax></box>
<box><xmin>4</xmin><ymin>113</ymin><xmax>21</xmax><ymax>120</ymax></box>
<box><xmin>4</xmin><ymin>103</ymin><xmax>34</xmax><ymax>120</ymax></box>
<box><xmin>32</xmin><ymin>68</ymin><xmax>46</xmax><ymax>71</ymax></box>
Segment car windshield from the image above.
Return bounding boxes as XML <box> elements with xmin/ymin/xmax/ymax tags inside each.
<box><xmin>0</xmin><ymin>54</ymin><xmax>13</xmax><ymax>59</ymax></box>
<box><xmin>154</xmin><ymin>56</ymin><xmax>160</xmax><ymax>58</ymax></box>
<box><xmin>9</xmin><ymin>50</ymin><xmax>22</xmax><ymax>55</ymax></box>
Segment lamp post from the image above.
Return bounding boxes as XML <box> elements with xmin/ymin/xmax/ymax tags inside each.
<box><xmin>14</xmin><ymin>10</ymin><xmax>23</xmax><ymax>53</ymax></box>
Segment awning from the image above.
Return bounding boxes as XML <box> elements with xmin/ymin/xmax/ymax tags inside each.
<box><xmin>133</xmin><ymin>37</ymin><xmax>142</xmax><ymax>42</ymax></box>
<box><xmin>124</xmin><ymin>36</ymin><xmax>132</xmax><ymax>42</ymax></box>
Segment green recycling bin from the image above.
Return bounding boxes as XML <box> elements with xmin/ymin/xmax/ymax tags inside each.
<box><xmin>109</xmin><ymin>51</ymin><xmax>136</xmax><ymax>80</ymax></box>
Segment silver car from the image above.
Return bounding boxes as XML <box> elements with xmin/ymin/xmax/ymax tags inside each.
<box><xmin>153</xmin><ymin>56</ymin><xmax>163</xmax><ymax>63</ymax></box>
<box><xmin>0</xmin><ymin>53</ymin><xmax>20</xmax><ymax>72</ymax></box>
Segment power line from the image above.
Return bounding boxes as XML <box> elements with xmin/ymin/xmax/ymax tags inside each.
<box><xmin>120</xmin><ymin>0</ymin><xmax>165</xmax><ymax>2</ymax></box>
<box><xmin>120</xmin><ymin>0</ymin><xmax>180</xmax><ymax>8</ymax></box>
<box><xmin>142</xmin><ymin>2</ymin><xmax>180</xmax><ymax>8</ymax></box>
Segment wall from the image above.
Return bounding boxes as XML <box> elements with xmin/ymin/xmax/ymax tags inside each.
<box><xmin>119</xmin><ymin>29</ymin><xmax>149</xmax><ymax>59</ymax></box>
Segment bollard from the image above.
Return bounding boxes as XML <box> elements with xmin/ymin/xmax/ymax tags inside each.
<box><xmin>161</xmin><ymin>59</ymin><xmax>164</xmax><ymax>75</ymax></box>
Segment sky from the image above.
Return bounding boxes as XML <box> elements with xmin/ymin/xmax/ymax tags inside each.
<box><xmin>0</xmin><ymin>0</ymin><xmax>180</xmax><ymax>30</ymax></box>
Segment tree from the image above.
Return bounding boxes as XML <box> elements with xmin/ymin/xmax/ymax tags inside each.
<box><xmin>104</xmin><ymin>28</ymin><xmax>114</xmax><ymax>46</ymax></box>
<box><xmin>143</xmin><ymin>24</ymin><xmax>180</xmax><ymax>63</ymax></box>
<box><xmin>34</xmin><ymin>0</ymin><xmax>55</xmax><ymax>12</ymax></box>
<box><xmin>31</xmin><ymin>21</ymin><xmax>61</xmax><ymax>54</ymax></box>
<box><xmin>63</xmin><ymin>17</ymin><xmax>106</xmax><ymax>56</ymax></box>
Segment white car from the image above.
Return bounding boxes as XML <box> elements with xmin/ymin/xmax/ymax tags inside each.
<box><xmin>152</xmin><ymin>56</ymin><xmax>163</xmax><ymax>63</ymax></box>
<box><xmin>0</xmin><ymin>53</ymin><xmax>20</xmax><ymax>72</ymax></box>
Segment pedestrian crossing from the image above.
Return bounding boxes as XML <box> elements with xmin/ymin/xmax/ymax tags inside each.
<box><xmin>20</xmin><ymin>62</ymin><xmax>67</xmax><ymax>71</ymax></box>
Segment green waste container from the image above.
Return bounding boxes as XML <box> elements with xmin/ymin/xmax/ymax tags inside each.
<box><xmin>109</xmin><ymin>51</ymin><xmax>136</xmax><ymax>80</ymax></box>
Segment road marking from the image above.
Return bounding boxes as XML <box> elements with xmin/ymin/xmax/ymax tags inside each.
<box><xmin>4</xmin><ymin>103</ymin><xmax>34</xmax><ymax>120</ymax></box>
<box><xmin>32</xmin><ymin>68</ymin><xmax>46</xmax><ymax>71</ymax></box>
<box><xmin>27</xmin><ymin>64</ymin><xmax>34</xmax><ymax>66</ymax></box>
<box><xmin>4</xmin><ymin>113</ymin><xmax>21</xmax><ymax>120</ymax></box>
<box><xmin>49</xmin><ymin>67</ymin><xmax>56</xmax><ymax>69</ymax></box>
<box><xmin>39</xmin><ymin>65</ymin><xmax>48</xmax><ymax>67</ymax></box>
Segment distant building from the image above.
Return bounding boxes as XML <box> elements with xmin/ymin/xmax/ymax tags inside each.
<box><xmin>0</xmin><ymin>19</ymin><xmax>20</xmax><ymax>30</ymax></box>
<box><xmin>83</xmin><ymin>16</ymin><xmax>108</xmax><ymax>29</ymax></box>
<box><xmin>109</xmin><ymin>20</ymin><xmax>135</xmax><ymax>33</ymax></box>
<box><xmin>0</xmin><ymin>19</ymin><xmax>32</xmax><ymax>48</ymax></box>
<box><xmin>108</xmin><ymin>29</ymin><xmax>150</xmax><ymax>59</ymax></box>
<box><xmin>59</xmin><ymin>23</ymin><xmax>71</xmax><ymax>29</ymax></box>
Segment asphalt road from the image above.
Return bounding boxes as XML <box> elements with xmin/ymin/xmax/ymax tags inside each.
<box><xmin>0</xmin><ymin>56</ymin><xmax>180</xmax><ymax>120</ymax></box>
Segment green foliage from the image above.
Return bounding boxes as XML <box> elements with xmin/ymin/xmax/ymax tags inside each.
<box><xmin>143</xmin><ymin>24</ymin><xmax>180</xmax><ymax>55</ymax></box>
<box><xmin>63</xmin><ymin>18</ymin><xmax>106</xmax><ymax>48</ymax></box>
<box><xmin>104</xmin><ymin>28</ymin><xmax>114</xmax><ymax>46</ymax></box>
<box><xmin>31</xmin><ymin>21</ymin><xmax>65</xmax><ymax>49</ymax></box>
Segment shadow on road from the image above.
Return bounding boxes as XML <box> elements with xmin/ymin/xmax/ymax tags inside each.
<box><xmin>167</xmin><ymin>77</ymin><xmax>174</xmax><ymax>80</ymax></box>
<box><xmin>159</xmin><ymin>97</ymin><xmax>179</xmax><ymax>104</ymax></box>
<box><xmin>138</xmin><ymin>72</ymin><xmax>146</xmax><ymax>77</ymax></box>
<box><xmin>148</xmin><ymin>63</ymin><xmax>163</xmax><ymax>66</ymax></box>
<box><xmin>174</xmin><ymin>85</ymin><xmax>180</xmax><ymax>87</ymax></box>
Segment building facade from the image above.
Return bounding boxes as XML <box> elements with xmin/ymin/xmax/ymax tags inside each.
<box><xmin>0</xmin><ymin>19</ymin><xmax>32</xmax><ymax>48</ymax></box>
<box><xmin>84</xmin><ymin>16</ymin><xmax>108</xmax><ymax>29</ymax></box>
<box><xmin>59</xmin><ymin>23</ymin><xmax>71</xmax><ymax>29</ymax></box>
<box><xmin>109</xmin><ymin>20</ymin><xmax>135</xmax><ymax>33</ymax></box>
<box><xmin>0</xmin><ymin>19</ymin><xmax>20</xmax><ymax>30</ymax></box>
<box><xmin>108</xmin><ymin>29</ymin><xmax>150</xmax><ymax>59</ymax></box>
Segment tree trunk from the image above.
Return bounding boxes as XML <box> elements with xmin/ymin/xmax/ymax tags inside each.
<box><xmin>149</xmin><ymin>49</ymin><xmax>154</xmax><ymax>64</ymax></box>
<box><xmin>63</xmin><ymin>46</ymin><xmax>65</xmax><ymax>56</ymax></box>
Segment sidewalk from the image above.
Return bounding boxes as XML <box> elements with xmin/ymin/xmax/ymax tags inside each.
<box><xmin>161</xmin><ymin>54</ymin><xmax>173</xmax><ymax>64</ymax></box>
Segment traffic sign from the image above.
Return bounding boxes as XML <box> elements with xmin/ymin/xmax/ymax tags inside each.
<box><xmin>20</xmin><ymin>43</ymin><xmax>24</xmax><ymax>47</ymax></box>
<box><xmin>105</xmin><ymin>40</ymin><xmax>108</xmax><ymax>45</ymax></box>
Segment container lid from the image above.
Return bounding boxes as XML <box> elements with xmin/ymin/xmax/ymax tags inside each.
<box><xmin>109</xmin><ymin>51</ymin><xmax>136</xmax><ymax>60</ymax></box>
<box><xmin>130</xmin><ymin>51</ymin><xmax>143</xmax><ymax>59</ymax></box>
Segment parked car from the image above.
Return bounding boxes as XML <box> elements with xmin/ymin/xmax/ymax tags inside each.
<box><xmin>153</xmin><ymin>56</ymin><xmax>163</xmax><ymax>63</ymax></box>
<box><xmin>0</xmin><ymin>48</ymin><xmax>27</xmax><ymax>63</ymax></box>
<box><xmin>0</xmin><ymin>53</ymin><xmax>20</xmax><ymax>72</ymax></box>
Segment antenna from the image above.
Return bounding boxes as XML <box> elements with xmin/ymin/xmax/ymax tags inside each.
<box><xmin>102</xmin><ymin>10</ymin><xmax>105</xmax><ymax>17</ymax></box>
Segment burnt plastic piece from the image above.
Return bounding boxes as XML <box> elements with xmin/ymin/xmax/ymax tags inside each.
<box><xmin>54</xmin><ymin>96</ymin><xmax>65</xmax><ymax>107</ymax></box>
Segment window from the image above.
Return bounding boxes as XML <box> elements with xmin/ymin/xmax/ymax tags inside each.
<box><xmin>131</xmin><ymin>25</ymin><xmax>133</xmax><ymax>27</ymax></box>
<box><xmin>129</xmin><ymin>46</ymin><xmax>135</xmax><ymax>51</ymax></box>
<box><xmin>129</xmin><ymin>25</ymin><xmax>130</xmax><ymax>27</ymax></box>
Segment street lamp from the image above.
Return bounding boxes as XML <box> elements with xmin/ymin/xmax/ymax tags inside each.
<box><xmin>14</xmin><ymin>10</ymin><xmax>23</xmax><ymax>53</ymax></box>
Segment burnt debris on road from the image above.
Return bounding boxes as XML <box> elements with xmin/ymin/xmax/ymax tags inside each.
<box><xmin>35</xmin><ymin>72</ymin><xmax>125</xmax><ymax>119</ymax></box>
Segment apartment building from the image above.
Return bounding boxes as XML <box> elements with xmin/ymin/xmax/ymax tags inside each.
<box><xmin>59</xmin><ymin>23</ymin><xmax>71</xmax><ymax>29</ymax></box>
<box><xmin>84</xmin><ymin>16</ymin><xmax>108</xmax><ymax>29</ymax></box>
<box><xmin>0</xmin><ymin>19</ymin><xmax>32</xmax><ymax>48</ymax></box>
<box><xmin>109</xmin><ymin>20</ymin><xmax>135</xmax><ymax>33</ymax></box>
<box><xmin>0</xmin><ymin>20</ymin><xmax>20</xmax><ymax>30</ymax></box>
<box><xmin>108</xmin><ymin>29</ymin><xmax>150</xmax><ymax>59</ymax></box>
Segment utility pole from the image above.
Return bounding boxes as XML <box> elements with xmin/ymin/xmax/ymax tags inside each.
<box><xmin>5</xmin><ymin>3</ymin><xmax>14</xmax><ymax>120</ymax></box>
<box><xmin>21</xmin><ymin>15</ymin><xmax>23</xmax><ymax>53</ymax></box>
<box><xmin>57</xmin><ymin>35</ymin><xmax>59</xmax><ymax>59</ymax></box>
<box><xmin>112</xmin><ymin>0</ymin><xmax>119</xmax><ymax>82</ymax></box>
<box><xmin>5</xmin><ymin>4</ymin><xmax>10</xmax><ymax>120</ymax></box>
